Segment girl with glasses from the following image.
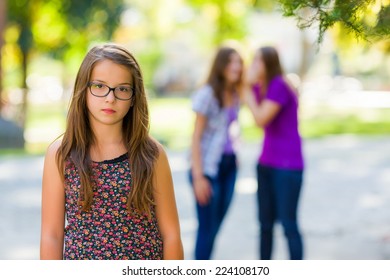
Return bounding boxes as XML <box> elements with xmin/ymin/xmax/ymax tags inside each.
<box><xmin>40</xmin><ymin>43</ymin><xmax>184</xmax><ymax>260</ymax></box>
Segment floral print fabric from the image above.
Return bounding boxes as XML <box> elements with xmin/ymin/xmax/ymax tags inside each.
<box><xmin>63</xmin><ymin>154</ymin><xmax>163</xmax><ymax>260</ymax></box>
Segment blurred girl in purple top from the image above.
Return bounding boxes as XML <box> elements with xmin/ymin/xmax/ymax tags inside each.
<box><xmin>245</xmin><ymin>46</ymin><xmax>304</xmax><ymax>260</ymax></box>
<box><xmin>189</xmin><ymin>46</ymin><xmax>243</xmax><ymax>259</ymax></box>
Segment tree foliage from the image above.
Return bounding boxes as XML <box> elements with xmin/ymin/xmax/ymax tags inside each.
<box><xmin>187</xmin><ymin>0</ymin><xmax>251</xmax><ymax>44</ymax></box>
<box><xmin>277</xmin><ymin>0</ymin><xmax>390</xmax><ymax>44</ymax></box>
<box><xmin>7</xmin><ymin>0</ymin><xmax>124</xmax><ymax>60</ymax></box>
<box><xmin>5</xmin><ymin>0</ymin><xmax>124</xmax><ymax>126</ymax></box>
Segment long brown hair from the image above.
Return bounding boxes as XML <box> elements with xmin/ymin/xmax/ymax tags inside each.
<box><xmin>56</xmin><ymin>43</ymin><xmax>159</xmax><ymax>215</ymax></box>
<box><xmin>259</xmin><ymin>46</ymin><xmax>299</xmax><ymax>96</ymax></box>
<box><xmin>206</xmin><ymin>46</ymin><xmax>242</xmax><ymax>108</ymax></box>
<box><xmin>259</xmin><ymin>46</ymin><xmax>284</xmax><ymax>88</ymax></box>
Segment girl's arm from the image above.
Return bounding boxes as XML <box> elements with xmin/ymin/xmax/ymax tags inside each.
<box><xmin>243</xmin><ymin>60</ymin><xmax>281</xmax><ymax>128</ymax></box>
<box><xmin>40</xmin><ymin>140</ymin><xmax>65</xmax><ymax>259</ymax></box>
<box><xmin>190</xmin><ymin>113</ymin><xmax>212</xmax><ymax>205</ymax></box>
<box><xmin>244</xmin><ymin>85</ymin><xmax>281</xmax><ymax>128</ymax></box>
<box><xmin>153</xmin><ymin>143</ymin><xmax>184</xmax><ymax>260</ymax></box>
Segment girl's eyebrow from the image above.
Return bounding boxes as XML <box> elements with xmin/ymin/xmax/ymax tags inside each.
<box><xmin>91</xmin><ymin>79</ymin><xmax>132</xmax><ymax>85</ymax></box>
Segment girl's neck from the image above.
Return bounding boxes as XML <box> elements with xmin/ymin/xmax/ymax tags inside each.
<box><xmin>222</xmin><ymin>88</ymin><xmax>237</xmax><ymax>107</ymax></box>
<box><xmin>89</xmin><ymin>124</ymin><xmax>127</xmax><ymax>162</ymax></box>
<box><xmin>224</xmin><ymin>82</ymin><xmax>236</xmax><ymax>92</ymax></box>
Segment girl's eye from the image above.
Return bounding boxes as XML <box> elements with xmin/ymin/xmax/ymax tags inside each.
<box><xmin>93</xmin><ymin>83</ymin><xmax>104</xmax><ymax>89</ymax></box>
<box><xmin>118</xmin><ymin>87</ymin><xmax>131</xmax><ymax>92</ymax></box>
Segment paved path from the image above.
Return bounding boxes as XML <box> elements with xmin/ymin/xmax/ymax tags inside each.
<box><xmin>1</xmin><ymin>135</ymin><xmax>390</xmax><ymax>260</ymax></box>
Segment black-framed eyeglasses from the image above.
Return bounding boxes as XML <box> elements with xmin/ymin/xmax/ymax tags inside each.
<box><xmin>88</xmin><ymin>82</ymin><xmax>134</xmax><ymax>101</ymax></box>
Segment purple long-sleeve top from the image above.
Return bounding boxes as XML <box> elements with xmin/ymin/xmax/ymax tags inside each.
<box><xmin>253</xmin><ymin>75</ymin><xmax>304</xmax><ymax>170</ymax></box>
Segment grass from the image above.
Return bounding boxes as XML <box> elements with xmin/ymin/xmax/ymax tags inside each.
<box><xmin>149</xmin><ymin>97</ymin><xmax>390</xmax><ymax>149</ymax></box>
<box><xmin>149</xmin><ymin>98</ymin><xmax>194</xmax><ymax>150</ymax></box>
<box><xmin>300</xmin><ymin>107</ymin><xmax>390</xmax><ymax>137</ymax></box>
<box><xmin>23</xmin><ymin>101</ymin><xmax>67</xmax><ymax>155</ymax></box>
<box><xmin>1</xmin><ymin>97</ymin><xmax>390</xmax><ymax>157</ymax></box>
<box><xmin>149</xmin><ymin>98</ymin><xmax>263</xmax><ymax>150</ymax></box>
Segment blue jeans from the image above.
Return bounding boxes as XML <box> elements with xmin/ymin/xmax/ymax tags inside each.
<box><xmin>256</xmin><ymin>164</ymin><xmax>303</xmax><ymax>260</ymax></box>
<box><xmin>189</xmin><ymin>154</ymin><xmax>237</xmax><ymax>260</ymax></box>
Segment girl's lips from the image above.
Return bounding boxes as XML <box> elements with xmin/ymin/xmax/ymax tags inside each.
<box><xmin>102</xmin><ymin>109</ymin><xmax>116</xmax><ymax>114</ymax></box>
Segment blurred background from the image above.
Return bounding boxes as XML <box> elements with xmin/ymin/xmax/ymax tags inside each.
<box><xmin>0</xmin><ymin>0</ymin><xmax>390</xmax><ymax>260</ymax></box>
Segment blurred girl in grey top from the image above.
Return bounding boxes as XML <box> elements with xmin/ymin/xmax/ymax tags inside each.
<box><xmin>189</xmin><ymin>46</ymin><xmax>243</xmax><ymax>259</ymax></box>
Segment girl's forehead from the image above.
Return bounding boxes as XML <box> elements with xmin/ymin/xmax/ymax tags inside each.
<box><xmin>86</xmin><ymin>60</ymin><xmax>135</xmax><ymax>103</ymax></box>
<box><xmin>91</xmin><ymin>59</ymin><xmax>133</xmax><ymax>80</ymax></box>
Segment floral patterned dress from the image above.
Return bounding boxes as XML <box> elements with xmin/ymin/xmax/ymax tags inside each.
<box><xmin>63</xmin><ymin>153</ymin><xmax>163</xmax><ymax>260</ymax></box>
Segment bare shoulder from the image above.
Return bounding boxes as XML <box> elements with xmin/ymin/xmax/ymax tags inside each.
<box><xmin>44</xmin><ymin>138</ymin><xmax>63</xmax><ymax>163</ymax></box>
<box><xmin>149</xmin><ymin>136</ymin><xmax>167</xmax><ymax>157</ymax></box>
<box><xmin>149</xmin><ymin>137</ymin><xmax>171</xmax><ymax>173</ymax></box>
<box><xmin>42</xmin><ymin>138</ymin><xmax>64</xmax><ymax>192</ymax></box>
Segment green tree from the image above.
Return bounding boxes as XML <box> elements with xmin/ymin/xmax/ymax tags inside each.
<box><xmin>188</xmin><ymin>0</ymin><xmax>252</xmax><ymax>44</ymax></box>
<box><xmin>4</xmin><ymin>0</ymin><xmax>124</xmax><ymax>127</ymax></box>
<box><xmin>0</xmin><ymin>0</ymin><xmax>6</xmax><ymax>111</ymax></box>
<box><xmin>278</xmin><ymin>0</ymin><xmax>390</xmax><ymax>44</ymax></box>
<box><xmin>186</xmin><ymin>0</ymin><xmax>315</xmax><ymax>77</ymax></box>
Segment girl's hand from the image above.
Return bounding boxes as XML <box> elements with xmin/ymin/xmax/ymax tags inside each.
<box><xmin>193</xmin><ymin>176</ymin><xmax>212</xmax><ymax>206</ymax></box>
<box><xmin>244</xmin><ymin>84</ymin><xmax>256</xmax><ymax>106</ymax></box>
<box><xmin>244</xmin><ymin>62</ymin><xmax>260</xmax><ymax>86</ymax></box>
<box><xmin>242</xmin><ymin>62</ymin><xmax>260</xmax><ymax>106</ymax></box>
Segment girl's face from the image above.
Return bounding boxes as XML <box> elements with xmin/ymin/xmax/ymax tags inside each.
<box><xmin>251</xmin><ymin>51</ymin><xmax>266</xmax><ymax>82</ymax></box>
<box><xmin>224</xmin><ymin>52</ymin><xmax>243</xmax><ymax>85</ymax></box>
<box><xmin>86</xmin><ymin>59</ymin><xmax>133</xmax><ymax>128</ymax></box>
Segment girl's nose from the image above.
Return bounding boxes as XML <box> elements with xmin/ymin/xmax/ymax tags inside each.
<box><xmin>105</xmin><ymin>89</ymin><xmax>116</xmax><ymax>103</ymax></box>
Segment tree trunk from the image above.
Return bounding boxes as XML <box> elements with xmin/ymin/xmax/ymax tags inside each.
<box><xmin>0</xmin><ymin>0</ymin><xmax>6</xmax><ymax>112</ymax></box>
<box><xmin>298</xmin><ymin>30</ymin><xmax>311</xmax><ymax>80</ymax></box>
<box><xmin>20</xmin><ymin>50</ymin><xmax>28</xmax><ymax>129</ymax></box>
